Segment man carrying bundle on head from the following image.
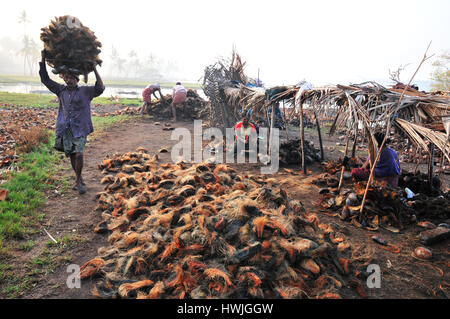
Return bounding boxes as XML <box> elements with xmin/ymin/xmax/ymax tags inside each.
<box><xmin>141</xmin><ymin>83</ymin><xmax>164</xmax><ymax>115</ymax></box>
<box><xmin>172</xmin><ymin>82</ymin><xmax>187</xmax><ymax>122</ymax></box>
<box><xmin>39</xmin><ymin>50</ymin><xmax>105</xmax><ymax>194</ymax></box>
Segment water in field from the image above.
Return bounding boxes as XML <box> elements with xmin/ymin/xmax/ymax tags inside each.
<box><xmin>0</xmin><ymin>82</ymin><xmax>207</xmax><ymax>100</ymax></box>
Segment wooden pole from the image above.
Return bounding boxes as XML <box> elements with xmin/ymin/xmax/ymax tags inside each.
<box><xmin>428</xmin><ymin>144</ymin><xmax>434</xmax><ymax>189</ymax></box>
<box><xmin>299</xmin><ymin>100</ymin><xmax>306</xmax><ymax>174</ymax></box>
<box><xmin>337</xmin><ymin>129</ymin><xmax>351</xmax><ymax>191</ymax></box>
<box><xmin>314</xmin><ymin>110</ymin><xmax>324</xmax><ymax>161</ymax></box>
<box><xmin>439</xmin><ymin>136</ymin><xmax>449</xmax><ymax>180</ymax></box>
<box><xmin>351</xmin><ymin>127</ymin><xmax>358</xmax><ymax>158</ymax></box>
<box><xmin>269</xmin><ymin>102</ymin><xmax>275</xmax><ymax>157</ymax></box>
<box><xmin>283</xmin><ymin>100</ymin><xmax>289</xmax><ymax>140</ymax></box>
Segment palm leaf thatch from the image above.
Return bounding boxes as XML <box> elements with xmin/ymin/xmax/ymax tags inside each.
<box><xmin>395</xmin><ymin>118</ymin><xmax>450</xmax><ymax>162</ymax></box>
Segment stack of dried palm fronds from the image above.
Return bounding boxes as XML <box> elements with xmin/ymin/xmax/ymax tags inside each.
<box><xmin>82</xmin><ymin>149</ymin><xmax>367</xmax><ymax>299</ymax></box>
<box><xmin>282</xmin><ymin>82</ymin><xmax>449</xmax><ymax>161</ymax></box>
<box><xmin>40</xmin><ymin>15</ymin><xmax>102</xmax><ymax>83</ymax></box>
<box><xmin>202</xmin><ymin>50</ymin><xmax>263</xmax><ymax>129</ymax></box>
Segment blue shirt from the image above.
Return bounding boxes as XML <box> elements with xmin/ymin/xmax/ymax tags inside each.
<box><xmin>39</xmin><ymin>62</ymin><xmax>105</xmax><ymax>138</ymax></box>
<box><xmin>375</xmin><ymin>147</ymin><xmax>401</xmax><ymax>177</ymax></box>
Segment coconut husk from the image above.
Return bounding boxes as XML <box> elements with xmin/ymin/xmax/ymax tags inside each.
<box><xmin>82</xmin><ymin>148</ymin><xmax>363</xmax><ymax>299</ymax></box>
<box><xmin>40</xmin><ymin>15</ymin><xmax>102</xmax><ymax>83</ymax></box>
<box><xmin>315</xmin><ymin>168</ymin><xmax>450</xmax><ymax>229</ymax></box>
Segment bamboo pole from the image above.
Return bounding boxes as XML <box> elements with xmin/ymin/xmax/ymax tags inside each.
<box><xmin>314</xmin><ymin>110</ymin><xmax>324</xmax><ymax>161</ymax></box>
<box><xmin>337</xmin><ymin>129</ymin><xmax>351</xmax><ymax>191</ymax></box>
<box><xmin>299</xmin><ymin>100</ymin><xmax>306</xmax><ymax>174</ymax></box>
<box><xmin>428</xmin><ymin>144</ymin><xmax>434</xmax><ymax>189</ymax></box>
<box><xmin>351</xmin><ymin>127</ymin><xmax>358</xmax><ymax>158</ymax></box>
<box><xmin>359</xmin><ymin>42</ymin><xmax>433</xmax><ymax>220</ymax></box>
<box><xmin>283</xmin><ymin>100</ymin><xmax>289</xmax><ymax>140</ymax></box>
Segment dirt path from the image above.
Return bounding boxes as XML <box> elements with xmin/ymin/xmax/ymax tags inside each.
<box><xmin>18</xmin><ymin>117</ymin><xmax>193</xmax><ymax>298</ymax></box>
<box><xmin>9</xmin><ymin>118</ymin><xmax>449</xmax><ymax>299</ymax></box>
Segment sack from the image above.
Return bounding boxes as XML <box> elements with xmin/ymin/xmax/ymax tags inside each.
<box><xmin>54</xmin><ymin>135</ymin><xmax>64</xmax><ymax>152</ymax></box>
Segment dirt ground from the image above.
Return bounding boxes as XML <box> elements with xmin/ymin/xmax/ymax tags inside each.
<box><xmin>3</xmin><ymin>112</ymin><xmax>449</xmax><ymax>299</ymax></box>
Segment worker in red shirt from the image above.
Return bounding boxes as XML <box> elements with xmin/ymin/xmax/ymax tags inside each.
<box><xmin>234</xmin><ymin>115</ymin><xmax>257</xmax><ymax>154</ymax></box>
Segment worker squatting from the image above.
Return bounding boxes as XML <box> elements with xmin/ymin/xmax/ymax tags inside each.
<box><xmin>170</xmin><ymin>120</ymin><xmax>280</xmax><ymax>174</ymax></box>
<box><xmin>177</xmin><ymin>303</ymin><xmax>274</xmax><ymax>316</ymax></box>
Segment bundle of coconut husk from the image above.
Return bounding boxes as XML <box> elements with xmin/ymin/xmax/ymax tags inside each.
<box><xmin>279</xmin><ymin>139</ymin><xmax>321</xmax><ymax>166</ymax></box>
<box><xmin>319</xmin><ymin>157</ymin><xmax>364</xmax><ymax>175</ymax></box>
<box><xmin>40</xmin><ymin>15</ymin><xmax>102</xmax><ymax>83</ymax></box>
<box><xmin>80</xmin><ymin>149</ymin><xmax>369</xmax><ymax>299</ymax></box>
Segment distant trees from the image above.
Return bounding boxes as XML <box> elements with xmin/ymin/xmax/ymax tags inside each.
<box><xmin>105</xmin><ymin>46</ymin><xmax>178</xmax><ymax>81</ymax></box>
<box><xmin>17</xmin><ymin>10</ymin><xmax>40</xmax><ymax>75</ymax></box>
<box><xmin>430</xmin><ymin>51</ymin><xmax>449</xmax><ymax>91</ymax></box>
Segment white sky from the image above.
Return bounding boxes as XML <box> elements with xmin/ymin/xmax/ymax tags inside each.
<box><xmin>1</xmin><ymin>0</ymin><xmax>449</xmax><ymax>86</ymax></box>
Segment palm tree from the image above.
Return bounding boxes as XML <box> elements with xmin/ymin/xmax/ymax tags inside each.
<box><xmin>18</xmin><ymin>10</ymin><xmax>30</xmax><ymax>35</ymax></box>
<box><xmin>109</xmin><ymin>46</ymin><xmax>119</xmax><ymax>77</ymax></box>
<box><xmin>128</xmin><ymin>50</ymin><xmax>142</xmax><ymax>78</ymax></box>
<box><xmin>27</xmin><ymin>39</ymin><xmax>40</xmax><ymax>75</ymax></box>
<box><xmin>18</xmin><ymin>10</ymin><xmax>31</xmax><ymax>75</ymax></box>
<box><xmin>18</xmin><ymin>36</ymin><xmax>31</xmax><ymax>75</ymax></box>
<box><xmin>116</xmin><ymin>57</ymin><xmax>126</xmax><ymax>78</ymax></box>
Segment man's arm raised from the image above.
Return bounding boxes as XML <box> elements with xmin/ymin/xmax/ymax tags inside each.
<box><xmin>90</xmin><ymin>63</ymin><xmax>105</xmax><ymax>99</ymax></box>
<box><xmin>39</xmin><ymin>50</ymin><xmax>63</xmax><ymax>96</ymax></box>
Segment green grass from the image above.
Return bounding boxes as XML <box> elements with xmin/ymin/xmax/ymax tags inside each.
<box><xmin>18</xmin><ymin>240</ymin><xmax>36</xmax><ymax>252</ymax></box>
<box><xmin>0</xmin><ymin>115</ymin><xmax>133</xmax><ymax>242</ymax></box>
<box><xmin>0</xmin><ymin>92</ymin><xmax>142</xmax><ymax>108</ymax></box>
<box><xmin>0</xmin><ymin>92</ymin><xmax>59</xmax><ymax>108</ymax></box>
<box><xmin>91</xmin><ymin>114</ymin><xmax>136</xmax><ymax>138</ymax></box>
<box><xmin>0</xmin><ymin>114</ymin><xmax>137</xmax><ymax>298</ymax></box>
<box><xmin>0</xmin><ymin>74</ymin><xmax>201</xmax><ymax>89</ymax></box>
<box><xmin>0</xmin><ymin>134</ymin><xmax>60</xmax><ymax>241</ymax></box>
<box><xmin>92</xmin><ymin>96</ymin><xmax>141</xmax><ymax>106</ymax></box>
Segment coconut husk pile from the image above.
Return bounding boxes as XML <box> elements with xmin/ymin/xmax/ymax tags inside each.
<box><xmin>319</xmin><ymin>157</ymin><xmax>364</xmax><ymax>175</ymax></box>
<box><xmin>91</xmin><ymin>90</ymin><xmax>209</xmax><ymax>120</ymax></box>
<box><xmin>0</xmin><ymin>107</ymin><xmax>56</xmax><ymax>168</ymax></box>
<box><xmin>40</xmin><ymin>15</ymin><xmax>102</xmax><ymax>83</ymax></box>
<box><xmin>81</xmin><ymin>149</ymin><xmax>365</xmax><ymax>299</ymax></box>
<box><xmin>279</xmin><ymin>139</ymin><xmax>321</xmax><ymax>166</ymax></box>
<box><xmin>314</xmin><ymin>170</ymin><xmax>450</xmax><ymax>230</ymax></box>
<box><xmin>142</xmin><ymin>90</ymin><xmax>208</xmax><ymax>120</ymax></box>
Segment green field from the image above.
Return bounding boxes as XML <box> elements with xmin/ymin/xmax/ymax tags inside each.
<box><xmin>0</xmin><ymin>74</ymin><xmax>201</xmax><ymax>89</ymax></box>
<box><xmin>0</xmin><ymin>92</ymin><xmax>141</xmax><ymax>108</ymax></box>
